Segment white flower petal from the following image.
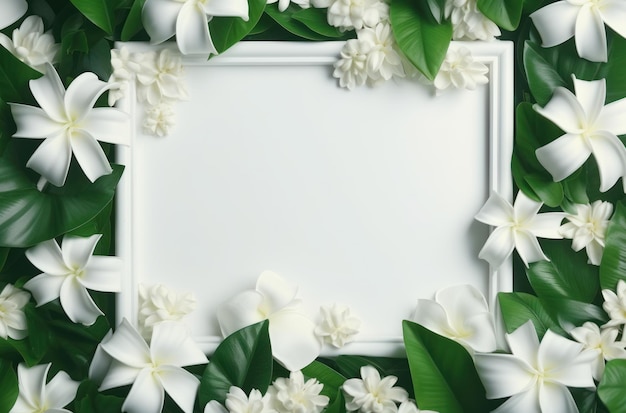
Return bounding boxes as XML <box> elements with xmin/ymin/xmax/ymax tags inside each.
<box><xmin>142</xmin><ymin>0</ymin><xmax>182</xmax><ymax>45</ymax></box>
<box><xmin>29</xmin><ymin>66</ymin><xmax>66</xmax><ymax>122</ymax></box>
<box><xmin>205</xmin><ymin>0</ymin><xmax>250</xmax><ymax>20</ymax></box>
<box><xmin>534</xmin><ymin>88</ymin><xmax>585</xmax><ymax>134</ymax></box>
<box><xmin>100</xmin><ymin>319</ymin><xmax>151</xmax><ymax>368</ymax></box>
<box><xmin>597</xmin><ymin>97</ymin><xmax>626</xmax><ymax>135</ymax></box>
<box><xmin>59</xmin><ymin>276</ymin><xmax>103</xmax><ymax>325</ymax></box>
<box><xmin>474</xmin><ymin>192</ymin><xmax>513</xmax><ymax>227</ymax></box>
<box><xmin>89</xmin><ymin>330</ymin><xmax>113</xmax><ymax>384</ymax></box>
<box><xmin>514</xmin><ymin>230</ymin><xmax>548</xmax><ymax>267</ymax></box>
<box><xmin>537</xmin><ymin>330</ymin><xmax>595</xmax><ymax>388</ymax></box>
<box><xmin>492</xmin><ymin>388</ymin><xmax>541</xmax><ymax>413</ymax></box>
<box><xmin>23</xmin><ymin>273</ymin><xmax>64</xmax><ymax>306</ymax></box>
<box><xmin>257</xmin><ymin>271</ymin><xmax>299</xmax><ymax>313</ymax></box>
<box><xmin>81</xmin><ymin>256</ymin><xmax>122</xmax><ymax>292</ymax></box>
<box><xmin>412</xmin><ymin>299</ymin><xmax>451</xmax><ymax>338</ymax></box>
<box><xmin>64</xmin><ymin>72</ymin><xmax>111</xmax><ymax>122</ymax></box>
<box><xmin>601</xmin><ymin>0</ymin><xmax>626</xmax><ymax>38</ymax></box>
<box><xmin>535</xmin><ymin>133</ymin><xmax>591</xmax><ymax>182</ymax></box>
<box><xmin>461</xmin><ymin>312</ymin><xmax>498</xmax><ymax>353</ymax></box>
<box><xmin>538</xmin><ymin>382</ymin><xmax>578</xmax><ymax>413</ymax></box>
<box><xmin>575</xmin><ymin>4</ymin><xmax>607</xmax><ymax>62</ymax></box>
<box><xmin>70</xmin><ymin>130</ymin><xmax>113</xmax><ymax>183</ymax></box>
<box><xmin>158</xmin><ymin>365</ymin><xmax>201</xmax><ymax>413</ymax></box>
<box><xmin>527</xmin><ymin>213</ymin><xmax>566</xmax><ymax>239</ymax></box>
<box><xmin>205</xmin><ymin>400</ymin><xmax>229</xmax><ymax>413</ymax></box>
<box><xmin>478</xmin><ymin>226</ymin><xmax>515</xmax><ymax>270</ymax></box>
<box><xmin>81</xmin><ymin>108</ymin><xmax>129</xmax><ymax>145</ymax></box>
<box><xmin>122</xmin><ymin>368</ymin><xmax>165</xmax><ymax>413</ymax></box>
<box><xmin>435</xmin><ymin>284</ymin><xmax>489</xmax><ymax>326</ymax></box>
<box><xmin>16</xmin><ymin>363</ymin><xmax>48</xmax><ymax>408</ymax></box>
<box><xmin>269</xmin><ymin>310</ymin><xmax>321</xmax><ymax>371</ymax></box>
<box><xmin>0</xmin><ymin>0</ymin><xmax>27</xmax><ymax>30</ymax></box>
<box><xmin>61</xmin><ymin>234</ymin><xmax>100</xmax><ymax>270</ymax></box>
<box><xmin>586</xmin><ymin>241</ymin><xmax>603</xmax><ymax>265</ymax></box>
<box><xmin>26</xmin><ymin>133</ymin><xmax>72</xmax><ymax>187</ymax></box>
<box><xmin>530</xmin><ymin>1</ymin><xmax>578</xmax><ymax>47</ymax></box>
<box><xmin>217</xmin><ymin>290</ymin><xmax>264</xmax><ymax>337</ymax></box>
<box><xmin>573</xmin><ymin>77</ymin><xmax>605</xmax><ymax>122</ymax></box>
<box><xmin>588</xmin><ymin>130</ymin><xmax>626</xmax><ymax>192</ymax></box>
<box><xmin>45</xmin><ymin>371</ymin><xmax>79</xmax><ymax>409</ymax></box>
<box><xmin>474</xmin><ymin>353</ymin><xmax>535</xmax><ymax>399</ymax></box>
<box><xmin>99</xmin><ymin>359</ymin><xmax>142</xmax><ymax>391</ymax></box>
<box><xmin>176</xmin><ymin>2</ymin><xmax>216</xmax><ymax>55</ymax></box>
<box><xmin>149</xmin><ymin>321</ymin><xmax>208</xmax><ymax>367</ymax></box>
<box><xmin>513</xmin><ymin>192</ymin><xmax>542</xmax><ymax>222</ymax></box>
<box><xmin>507</xmin><ymin>321</ymin><xmax>540</xmax><ymax>366</ymax></box>
<box><xmin>9</xmin><ymin>104</ymin><xmax>61</xmax><ymax>138</ymax></box>
<box><xmin>25</xmin><ymin>239</ymin><xmax>68</xmax><ymax>276</ymax></box>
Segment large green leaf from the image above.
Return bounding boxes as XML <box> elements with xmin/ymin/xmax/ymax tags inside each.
<box><xmin>121</xmin><ymin>0</ymin><xmax>146</xmax><ymax>41</ymax></box>
<box><xmin>198</xmin><ymin>321</ymin><xmax>272</xmax><ymax>406</ymax></box>
<box><xmin>291</xmin><ymin>7</ymin><xmax>348</xmax><ymax>39</ymax></box>
<box><xmin>498</xmin><ymin>292</ymin><xmax>566</xmax><ymax>338</ymax></box>
<box><xmin>0</xmin><ymin>47</ymin><xmax>40</xmax><ymax>104</ymax></box>
<box><xmin>540</xmin><ymin>297</ymin><xmax>608</xmax><ymax>330</ymax></box>
<box><xmin>74</xmin><ymin>380</ymin><xmax>124</xmax><ymax>413</ymax></box>
<box><xmin>403</xmin><ymin>321</ymin><xmax>488</xmax><ymax>413</ymax></box>
<box><xmin>598</xmin><ymin>359</ymin><xmax>626</xmax><ymax>413</ymax></box>
<box><xmin>600</xmin><ymin>202</ymin><xmax>626</xmax><ymax>291</ymax></box>
<box><xmin>69</xmin><ymin>0</ymin><xmax>116</xmax><ymax>34</ymax></box>
<box><xmin>210</xmin><ymin>0</ymin><xmax>266</xmax><ymax>54</ymax></box>
<box><xmin>0</xmin><ymin>359</ymin><xmax>17</xmax><ymax>413</ymax></box>
<box><xmin>523</xmin><ymin>41</ymin><xmax>569</xmax><ymax>106</ymax></box>
<box><xmin>0</xmin><ymin>158</ymin><xmax>123</xmax><ymax>248</ymax></box>
<box><xmin>390</xmin><ymin>0</ymin><xmax>452</xmax><ymax>81</ymax></box>
<box><xmin>477</xmin><ymin>0</ymin><xmax>523</xmax><ymax>31</ymax></box>
<box><xmin>265</xmin><ymin>4</ymin><xmax>332</xmax><ymax>41</ymax></box>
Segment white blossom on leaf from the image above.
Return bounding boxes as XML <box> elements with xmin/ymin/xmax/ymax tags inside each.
<box><xmin>474</xmin><ymin>321</ymin><xmax>595</xmax><ymax>413</ymax></box>
<box><xmin>397</xmin><ymin>401</ymin><xmax>438</xmax><ymax>413</ymax></box>
<box><xmin>534</xmin><ymin>76</ymin><xmax>626</xmax><ymax>193</ymax></box>
<box><xmin>0</xmin><ymin>0</ymin><xmax>27</xmax><ymax>30</ymax></box>
<box><xmin>268</xmin><ymin>371</ymin><xmax>330</xmax><ymax>413</ymax></box>
<box><xmin>267</xmin><ymin>0</ymin><xmax>310</xmax><ymax>12</ymax></box>
<box><xmin>9</xmin><ymin>65</ymin><xmax>128</xmax><ymax>187</ymax></box>
<box><xmin>142</xmin><ymin>0</ymin><xmax>249</xmax><ymax>55</ymax></box>
<box><xmin>475</xmin><ymin>191</ymin><xmax>565</xmax><ymax>269</ymax></box>
<box><xmin>24</xmin><ymin>234</ymin><xmax>122</xmax><ymax>326</ymax></box>
<box><xmin>333</xmin><ymin>38</ymin><xmax>370</xmax><ymax>90</ymax></box>
<box><xmin>326</xmin><ymin>0</ymin><xmax>389</xmax><ymax>30</ymax></box>
<box><xmin>0</xmin><ymin>284</ymin><xmax>30</xmax><ymax>340</ymax></box>
<box><xmin>0</xmin><ymin>16</ymin><xmax>59</xmax><ymax>73</ymax></box>
<box><xmin>570</xmin><ymin>322</ymin><xmax>626</xmax><ymax>380</ymax></box>
<box><xmin>98</xmin><ymin>319</ymin><xmax>209</xmax><ymax>413</ymax></box>
<box><xmin>10</xmin><ymin>363</ymin><xmax>79</xmax><ymax>413</ymax></box>
<box><xmin>138</xmin><ymin>283</ymin><xmax>196</xmax><ymax>339</ymax></box>
<box><xmin>433</xmin><ymin>46</ymin><xmax>488</xmax><ymax>93</ymax></box>
<box><xmin>136</xmin><ymin>49</ymin><xmax>188</xmax><ymax>106</ymax></box>
<box><xmin>445</xmin><ymin>0</ymin><xmax>500</xmax><ymax>40</ymax></box>
<box><xmin>218</xmin><ymin>271</ymin><xmax>322</xmax><ymax>371</ymax></box>
<box><xmin>143</xmin><ymin>103</ymin><xmax>176</xmax><ymax>136</ymax></box>
<box><xmin>530</xmin><ymin>0</ymin><xmax>626</xmax><ymax>62</ymax></box>
<box><xmin>358</xmin><ymin>23</ymin><xmax>405</xmax><ymax>84</ymax></box>
<box><xmin>224</xmin><ymin>387</ymin><xmax>272</xmax><ymax>413</ymax></box>
<box><xmin>343</xmin><ymin>366</ymin><xmax>408</xmax><ymax>413</ymax></box>
<box><xmin>315</xmin><ymin>304</ymin><xmax>361</xmax><ymax>348</ymax></box>
<box><xmin>602</xmin><ymin>280</ymin><xmax>626</xmax><ymax>328</ymax></box>
<box><xmin>560</xmin><ymin>200</ymin><xmax>613</xmax><ymax>265</ymax></box>
<box><xmin>412</xmin><ymin>284</ymin><xmax>496</xmax><ymax>353</ymax></box>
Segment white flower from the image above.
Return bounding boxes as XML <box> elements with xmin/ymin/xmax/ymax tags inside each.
<box><xmin>24</xmin><ymin>234</ymin><xmax>122</xmax><ymax>326</ymax></box>
<box><xmin>315</xmin><ymin>304</ymin><xmax>361</xmax><ymax>348</ymax></box>
<box><xmin>143</xmin><ymin>103</ymin><xmax>176</xmax><ymax>136</ymax></box>
<box><xmin>445</xmin><ymin>0</ymin><xmax>500</xmax><ymax>40</ymax></box>
<box><xmin>570</xmin><ymin>322</ymin><xmax>626</xmax><ymax>380</ymax></box>
<box><xmin>98</xmin><ymin>319</ymin><xmax>209</xmax><ymax>413</ymax></box>
<box><xmin>333</xmin><ymin>38</ymin><xmax>370</xmax><ymax>90</ymax></box>
<box><xmin>474</xmin><ymin>321</ymin><xmax>595</xmax><ymax>413</ymax></box>
<box><xmin>433</xmin><ymin>46</ymin><xmax>488</xmax><ymax>92</ymax></box>
<box><xmin>217</xmin><ymin>271</ymin><xmax>322</xmax><ymax>372</ymax></box>
<box><xmin>0</xmin><ymin>0</ymin><xmax>27</xmax><ymax>30</ymax></box>
<box><xmin>560</xmin><ymin>200</ymin><xmax>613</xmax><ymax>265</ymax></box>
<box><xmin>268</xmin><ymin>371</ymin><xmax>330</xmax><ymax>413</ymax></box>
<box><xmin>224</xmin><ymin>387</ymin><xmax>272</xmax><ymax>413</ymax></box>
<box><xmin>10</xmin><ymin>363</ymin><xmax>79</xmax><ymax>413</ymax></box>
<box><xmin>142</xmin><ymin>0</ymin><xmax>249</xmax><ymax>55</ymax></box>
<box><xmin>9</xmin><ymin>65</ymin><xmax>128</xmax><ymax>187</ymax></box>
<box><xmin>534</xmin><ymin>76</ymin><xmax>626</xmax><ymax>193</ymax></box>
<box><xmin>268</xmin><ymin>0</ymin><xmax>311</xmax><ymax>12</ymax></box>
<box><xmin>136</xmin><ymin>49</ymin><xmax>188</xmax><ymax>106</ymax></box>
<box><xmin>358</xmin><ymin>23</ymin><xmax>405</xmax><ymax>83</ymax></box>
<box><xmin>108</xmin><ymin>47</ymin><xmax>144</xmax><ymax>106</ymax></box>
<box><xmin>0</xmin><ymin>16</ymin><xmax>59</xmax><ymax>73</ymax></box>
<box><xmin>602</xmin><ymin>279</ymin><xmax>626</xmax><ymax>327</ymax></box>
<box><xmin>412</xmin><ymin>284</ymin><xmax>496</xmax><ymax>353</ymax></box>
<box><xmin>343</xmin><ymin>366</ymin><xmax>408</xmax><ymax>413</ymax></box>
<box><xmin>0</xmin><ymin>284</ymin><xmax>30</xmax><ymax>340</ymax></box>
<box><xmin>397</xmin><ymin>401</ymin><xmax>438</xmax><ymax>413</ymax></box>
<box><xmin>475</xmin><ymin>191</ymin><xmax>565</xmax><ymax>269</ymax></box>
<box><xmin>530</xmin><ymin>0</ymin><xmax>626</xmax><ymax>62</ymax></box>
<box><xmin>138</xmin><ymin>283</ymin><xmax>196</xmax><ymax>339</ymax></box>
<box><xmin>326</xmin><ymin>0</ymin><xmax>389</xmax><ymax>30</ymax></box>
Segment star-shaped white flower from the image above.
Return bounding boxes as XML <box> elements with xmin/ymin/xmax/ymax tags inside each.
<box><xmin>534</xmin><ymin>76</ymin><xmax>626</xmax><ymax>193</ymax></box>
<box><xmin>433</xmin><ymin>46</ymin><xmax>488</xmax><ymax>93</ymax></box>
<box><xmin>267</xmin><ymin>0</ymin><xmax>311</xmax><ymax>12</ymax></box>
<box><xmin>98</xmin><ymin>319</ymin><xmax>209</xmax><ymax>413</ymax></box>
<box><xmin>570</xmin><ymin>322</ymin><xmax>626</xmax><ymax>380</ymax></box>
<box><xmin>10</xmin><ymin>363</ymin><xmax>79</xmax><ymax>413</ymax></box>
<box><xmin>560</xmin><ymin>200</ymin><xmax>612</xmax><ymax>265</ymax></box>
<box><xmin>474</xmin><ymin>321</ymin><xmax>595</xmax><ymax>413</ymax></box>
<box><xmin>530</xmin><ymin>0</ymin><xmax>626</xmax><ymax>62</ymax></box>
<box><xmin>0</xmin><ymin>16</ymin><xmax>59</xmax><ymax>73</ymax></box>
<box><xmin>24</xmin><ymin>234</ymin><xmax>122</xmax><ymax>326</ymax></box>
<box><xmin>315</xmin><ymin>303</ymin><xmax>361</xmax><ymax>348</ymax></box>
<box><xmin>0</xmin><ymin>284</ymin><xmax>30</xmax><ymax>341</ymax></box>
<box><xmin>602</xmin><ymin>279</ymin><xmax>626</xmax><ymax>328</ymax></box>
<box><xmin>217</xmin><ymin>271</ymin><xmax>322</xmax><ymax>372</ymax></box>
<box><xmin>343</xmin><ymin>366</ymin><xmax>408</xmax><ymax>413</ymax></box>
<box><xmin>9</xmin><ymin>65</ymin><xmax>128</xmax><ymax>187</ymax></box>
<box><xmin>475</xmin><ymin>191</ymin><xmax>565</xmax><ymax>269</ymax></box>
<box><xmin>0</xmin><ymin>0</ymin><xmax>27</xmax><ymax>30</ymax></box>
<box><xmin>268</xmin><ymin>371</ymin><xmax>330</xmax><ymax>413</ymax></box>
<box><xmin>412</xmin><ymin>284</ymin><xmax>496</xmax><ymax>353</ymax></box>
<box><xmin>142</xmin><ymin>0</ymin><xmax>249</xmax><ymax>55</ymax></box>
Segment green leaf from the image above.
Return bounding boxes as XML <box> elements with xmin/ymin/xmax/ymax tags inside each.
<box><xmin>121</xmin><ymin>0</ymin><xmax>146</xmax><ymax>41</ymax></box>
<box><xmin>600</xmin><ymin>202</ymin><xmax>626</xmax><ymax>291</ymax></box>
<box><xmin>302</xmin><ymin>361</ymin><xmax>346</xmax><ymax>402</ymax></box>
<box><xmin>265</xmin><ymin>4</ymin><xmax>332</xmax><ymax>41</ymax></box>
<box><xmin>74</xmin><ymin>380</ymin><xmax>124</xmax><ymax>413</ymax></box>
<box><xmin>69</xmin><ymin>0</ymin><xmax>116</xmax><ymax>34</ymax></box>
<box><xmin>540</xmin><ymin>297</ymin><xmax>608</xmax><ymax>330</ymax></box>
<box><xmin>390</xmin><ymin>0</ymin><xmax>452</xmax><ymax>81</ymax></box>
<box><xmin>198</xmin><ymin>321</ymin><xmax>272</xmax><ymax>406</ymax></box>
<box><xmin>598</xmin><ymin>359</ymin><xmax>626</xmax><ymax>413</ymax></box>
<box><xmin>0</xmin><ymin>359</ymin><xmax>17</xmax><ymax>413</ymax></box>
<box><xmin>498</xmin><ymin>292</ymin><xmax>566</xmax><ymax>338</ymax></box>
<box><xmin>523</xmin><ymin>41</ymin><xmax>569</xmax><ymax>106</ymax></box>
<box><xmin>291</xmin><ymin>8</ymin><xmax>347</xmax><ymax>38</ymax></box>
<box><xmin>403</xmin><ymin>321</ymin><xmax>488</xmax><ymax>413</ymax></box>
<box><xmin>477</xmin><ymin>0</ymin><xmax>523</xmax><ymax>31</ymax></box>
<box><xmin>0</xmin><ymin>157</ymin><xmax>124</xmax><ymax>248</ymax></box>
<box><xmin>210</xmin><ymin>0</ymin><xmax>266</xmax><ymax>54</ymax></box>
<box><xmin>425</xmin><ymin>0</ymin><xmax>447</xmax><ymax>23</ymax></box>
<box><xmin>0</xmin><ymin>46</ymin><xmax>41</xmax><ymax>104</ymax></box>
<box><xmin>524</xmin><ymin>174</ymin><xmax>563</xmax><ymax>207</ymax></box>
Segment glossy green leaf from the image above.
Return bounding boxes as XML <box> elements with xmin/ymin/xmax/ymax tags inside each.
<box><xmin>0</xmin><ymin>158</ymin><xmax>124</xmax><ymax>248</ymax></box>
<box><xmin>540</xmin><ymin>297</ymin><xmax>608</xmax><ymax>331</ymax></box>
<box><xmin>69</xmin><ymin>0</ymin><xmax>116</xmax><ymax>34</ymax></box>
<box><xmin>121</xmin><ymin>0</ymin><xmax>146</xmax><ymax>41</ymax></box>
<box><xmin>477</xmin><ymin>0</ymin><xmax>522</xmax><ymax>31</ymax></box>
<box><xmin>390</xmin><ymin>0</ymin><xmax>452</xmax><ymax>80</ymax></box>
<box><xmin>291</xmin><ymin>8</ymin><xmax>347</xmax><ymax>38</ymax></box>
<box><xmin>524</xmin><ymin>173</ymin><xmax>563</xmax><ymax>207</ymax></box>
<box><xmin>600</xmin><ymin>202</ymin><xmax>626</xmax><ymax>291</ymax></box>
<box><xmin>210</xmin><ymin>0</ymin><xmax>266</xmax><ymax>54</ymax></box>
<box><xmin>0</xmin><ymin>248</ymin><xmax>8</xmax><ymax>272</ymax></box>
<box><xmin>0</xmin><ymin>359</ymin><xmax>17</xmax><ymax>413</ymax></box>
<box><xmin>302</xmin><ymin>361</ymin><xmax>346</xmax><ymax>401</ymax></box>
<box><xmin>74</xmin><ymin>380</ymin><xmax>124</xmax><ymax>413</ymax></box>
<box><xmin>498</xmin><ymin>292</ymin><xmax>566</xmax><ymax>338</ymax></box>
<box><xmin>0</xmin><ymin>47</ymin><xmax>40</xmax><ymax>104</ymax></box>
<box><xmin>198</xmin><ymin>321</ymin><xmax>272</xmax><ymax>406</ymax></box>
<box><xmin>523</xmin><ymin>41</ymin><xmax>569</xmax><ymax>106</ymax></box>
<box><xmin>403</xmin><ymin>321</ymin><xmax>488</xmax><ymax>413</ymax></box>
<box><xmin>598</xmin><ymin>359</ymin><xmax>626</xmax><ymax>413</ymax></box>
<box><xmin>265</xmin><ymin>4</ymin><xmax>332</xmax><ymax>41</ymax></box>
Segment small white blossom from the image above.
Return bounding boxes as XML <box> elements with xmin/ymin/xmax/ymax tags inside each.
<box><xmin>397</xmin><ymin>401</ymin><xmax>438</xmax><ymax>413</ymax></box>
<box><xmin>358</xmin><ymin>23</ymin><xmax>405</xmax><ymax>84</ymax></box>
<box><xmin>433</xmin><ymin>46</ymin><xmax>488</xmax><ymax>93</ymax></box>
<box><xmin>268</xmin><ymin>0</ymin><xmax>310</xmax><ymax>12</ymax></box>
<box><xmin>445</xmin><ymin>0</ymin><xmax>500</xmax><ymax>40</ymax></box>
<box><xmin>138</xmin><ymin>283</ymin><xmax>196</xmax><ymax>339</ymax></box>
<box><xmin>343</xmin><ymin>366</ymin><xmax>408</xmax><ymax>413</ymax></box>
<box><xmin>226</xmin><ymin>387</ymin><xmax>272</xmax><ymax>413</ymax></box>
<box><xmin>10</xmin><ymin>363</ymin><xmax>79</xmax><ymax>413</ymax></box>
<box><xmin>136</xmin><ymin>49</ymin><xmax>188</xmax><ymax>106</ymax></box>
<box><xmin>315</xmin><ymin>304</ymin><xmax>361</xmax><ymax>348</ymax></box>
<box><xmin>570</xmin><ymin>322</ymin><xmax>626</xmax><ymax>380</ymax></box>
<box><xmin>333</xmin><ymin>39</ymin><xmax>370</xmax><ymax>90</ymax></box>
<box><xmin>560</xmin><ymin>201</ymin><xmax>613</xmax><ymax>266</ymax></box>
<box><xmin>326</xmin><ymin>0</ymin><xmax>389</xmax><ymax>30</ymax></box>
<box><xmin>0</xmin><ymin>284</ymin><xmax>30</xmax><ymax>340</ymax></box>
<box><xmin>0</xmin><ymin>16</ymin><xmax>59</xmax><ymax>73</ymax></box>
<box><xmin>143</xmin><ymin>103</ymin><xmax>176</xmax><ymax>137</ymax></box>
<box><xmin>602</xmin><ymin>280</ymin><xmax>626</xmax><ymax>328</ymax></box>
<box><xmin>108</xmin><ymin>47</ymin><xmax>144</xmax><ymax>106</ymax></box>
<box><xmin>268</xmin><ymin>371</ymin><xmax>329</xmax><ymax>413</ymax></box>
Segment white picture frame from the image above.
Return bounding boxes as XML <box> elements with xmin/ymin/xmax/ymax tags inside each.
<box><xmin>116</xmin><ymin>40</ymin><xmax>514</xmax><ymax>355</ymax></box>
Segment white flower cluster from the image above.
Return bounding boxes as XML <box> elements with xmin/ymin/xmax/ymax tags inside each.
<box><xmin>571</xmin><ymin>321</ymin><xmax>626</xmax><ymax>381</ymax></box>
<box><xmin>108</xmin><ymin>47</ymin><xmax>188</xmax><ymax>136</ymax></box>
<box><xmin>560</xmin><ymin>200</ymin><xmax>613</xmax><ymax>266</ymax></box>
<box><xmin>0</xmin><ymin>15</ymin><xmax>59</xmax><ymax>73</ymax></box>
<box><xmin>315</xmin><ymin>303</ymin><xmax>361</xmax><ymax>348</ymax></box>
<box><xmin>138</xmin><ymin>283</ymin><xmax>197</xmax><ymax>339</ymax></box>
<box><xmin>0</xmin><ymin>284</ymin><xmax>30</xmax><ymax>340</ymax></box>
<box><xmin>343</xmin><ymin>366</ymin><xmax>408</xmax><ymax>413</ymax></box>
<box><xmin>445</xmin><ymin>0</ymin><xmax>500</xmax><ymax>41</ymax></box>
<box><xmin>433</xmin><ymin>46</ymin><xmax>488</xmax><ymax>93</ymax></box>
